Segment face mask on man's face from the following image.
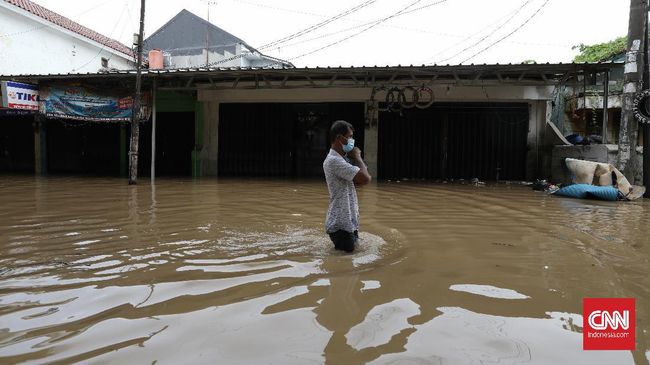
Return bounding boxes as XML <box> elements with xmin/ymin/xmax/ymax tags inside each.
<box><xmin>342</xmin><ymin>136</ymin><xmax>355</xmax><ymax>153</ymax></box>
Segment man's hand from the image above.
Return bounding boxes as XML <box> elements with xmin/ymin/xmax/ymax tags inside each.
<box><xmin>348</xmin><ymin>147</ymin><xmax>362</xmax><ymax>160</ymax></box>
<box><xmin>349</xmin><ymin>147</ymin><xmax>371</xmax><ymax>185</ymax></box>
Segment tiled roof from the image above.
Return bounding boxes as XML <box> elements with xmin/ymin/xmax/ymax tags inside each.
<box><xmin>4</xmin><ymin>0</ymin><xmax>133</xmax><ymax>56</ymax></box>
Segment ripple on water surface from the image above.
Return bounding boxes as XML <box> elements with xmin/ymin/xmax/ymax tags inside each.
<box><xmin>0</xmin><ymin>177</ymin><xmax>647</xmax><ymax>364</ymax></box>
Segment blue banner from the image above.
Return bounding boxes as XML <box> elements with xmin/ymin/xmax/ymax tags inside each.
<box><xmin>39</xmin><ymin>86</ymin><xmax>150</xmax><ymax>122</ymax></box>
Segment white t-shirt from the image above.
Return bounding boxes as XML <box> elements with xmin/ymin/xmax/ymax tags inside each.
<box><xmin>323</xmin><ymin>149</ymin><xmax>360</xmax><ymax>233</ymax></box>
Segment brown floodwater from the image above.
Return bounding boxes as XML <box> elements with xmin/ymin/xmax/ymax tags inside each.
<box><xmin>0</xmin><ymin>176</ymin><xmax>649</xmax><ymax>364</ymax></box>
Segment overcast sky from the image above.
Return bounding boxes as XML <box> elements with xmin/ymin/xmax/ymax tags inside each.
<box><xmin>33</xmin><ymin>0</ymin><xmax>630</xmax><ymax>67</ymax></box>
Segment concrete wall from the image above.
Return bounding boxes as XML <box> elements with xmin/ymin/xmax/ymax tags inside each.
<box><xmin>164</xmin><ymin>43</ymin><xmax>286</xmax><ymax>69</ymax></box>
<box><xmin>0</xmin><ymin>3</ymin><xmax>133</xmax><ymax>75</ymax></box>
<box><xmin>197</xmin><ymin>85</ymin><xmax>555</xmax><ymax>178</ymax></box>
<box><xmin>526</xmin><ymin>100</ymin><xmax>549</xmax><ymax>181</ymax></box>
<box><xmin>551</xmin><ymin>144</ymin><xmax>643</xmax><ymax>184</ymax></box>
<box><xmin>167</xmin><ymin>49</ymin><xmax>239</xmax><ymax>68</ymax></box>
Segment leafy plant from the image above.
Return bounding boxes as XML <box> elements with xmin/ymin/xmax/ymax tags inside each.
<box><xmin>572</xmin><ymin>36</ymin><xmax>627</xmax><ymax>62</ymax></box>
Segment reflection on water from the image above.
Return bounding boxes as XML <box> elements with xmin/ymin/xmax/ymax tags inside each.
<box><xmin>369</xmin><ymin>307</ymin><xmax>633</xmax><ymax>365</ymax></box>
<box><xmin>449</xmin><ymin>284</ymin><xmax>530</xmax><ymax>299</ymax></box>
<box><xmin>0</xmin><ymin>176</ymin><xmax>648</xmax><ymax>364</ymax></box>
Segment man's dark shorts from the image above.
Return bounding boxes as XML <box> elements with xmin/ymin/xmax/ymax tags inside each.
<box><xmin>329</xmin><ymin>230</ymin><xmax>359</xmax><ymax>253</ymax></box>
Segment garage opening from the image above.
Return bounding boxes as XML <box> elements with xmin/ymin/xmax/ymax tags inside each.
<box><xmin>0</xmin><ymin>115</ymin><xmax>35</xmax><ymax>173</ymax></box>
<box><xmin>46</xmin><ymin>120</ymin><xmax>122</xmax><ymax>175</ymax></box>
<box><xmin>138</xmin><ymin>111</ymin><xmax>195</xmax><ymax>177</ymax></box>
<box><xmin>379</xmin><ymin>103</ymin><xmax>529</xmax><ymax>181</ymax></box>
<box><xmin>218</xmin><ymin>102</ymin><xmax>365</xmax><ymax>178</ymax></box>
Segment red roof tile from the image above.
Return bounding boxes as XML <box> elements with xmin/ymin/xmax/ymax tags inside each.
<box><xmin>5</xmin><ymin>0</ymin><xmax>134</xmax><ymax>57</ymax></box>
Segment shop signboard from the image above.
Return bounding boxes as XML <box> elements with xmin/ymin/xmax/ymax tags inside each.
<box><xmin>1</xmin><ymin>81</ymin><xmax>40</xmax><ymax>111</ymax></box>
<box><xmin>40</xmin><ymin>85</ymin><xmax>150</xmax><ymax>122</ymax></box>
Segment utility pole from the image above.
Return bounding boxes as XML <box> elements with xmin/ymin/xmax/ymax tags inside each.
<box><xmin>642</xmin><ymin>0</ymin><xmax>650</xmax><ymax>198</ymax></box>
<box><xmin>129</xmin><ymin>0</ymin><xmax>146</xmax><ymax>185</ymax></box>
<box><xmin>618</xmin><ymin>0</ymin><xmax>647</xmax><ymax>183</ymax></box>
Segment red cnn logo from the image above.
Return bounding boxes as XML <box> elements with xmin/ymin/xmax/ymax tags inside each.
<box><xmin>583</xmin><ymin>298</ymin><xmax>635</xmax><ymax>350</ymax></box>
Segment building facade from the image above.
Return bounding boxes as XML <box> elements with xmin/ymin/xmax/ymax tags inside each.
<box><xmin>143</xmin><ymin>9</ymin><xmax>293</xmax><ymax>70</ymax></box>
<box><xmin>1</xmin><ymin>62</ymin><xmax>627</xmax><ymax>182</ymax></box>
<box><xmin>0</xmin><ymin>0</ymin><xmax>134</xmax><ymax>76</ymax></box>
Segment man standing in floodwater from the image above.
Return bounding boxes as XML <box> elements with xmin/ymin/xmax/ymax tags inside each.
<box><xmin>323</xmin><ymin>120</ymin><xmax>372</xmax><ymax>253</ymax></box>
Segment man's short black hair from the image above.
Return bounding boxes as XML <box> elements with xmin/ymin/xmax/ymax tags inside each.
<box><xmin>330</xmin><ymin>120</ymin><xmax>354</xmax><ymax>143</ymax></box>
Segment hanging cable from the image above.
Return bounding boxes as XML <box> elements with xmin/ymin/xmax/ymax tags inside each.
<box><xmin>203</xmin><ymin>0</ymin><xmax>451</xmax><ymax>68</ymax></box>
<box><xmin>460</xmin><ymin>0</ymin><xmax>551</xmax><ymax>64</ymax></box>
<box><xmin>259</xmin><ymin>0</ymin><xmax>377</xmax><ymax>50</ymax></box>
<box><xmin>428</xmin><ymin>0</ymin><xmax>533</xmax><ymax>64</ymax></box>
<box><xmin>71</xmin><ymin>2</ymin><xmax>130</xmax><ymax>72</ymax></box>
<box><xmin>283</xmin><ymin>0</ymin><xmax>448</xmax><ymax>63</ymax></box>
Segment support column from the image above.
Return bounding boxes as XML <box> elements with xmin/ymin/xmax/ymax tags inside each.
<box><xmin>200</xmin><ymin>101</ymin><xmax>219</xmax><ymax>176</ymax></box>
<box><xmin>525</xmin><ymin>100</ymin><xmax>548</xmax><ymax>181</ymax></box>
<box><xmin>33</xmin><ymin>115</ymin><xmax>47</xmax><ymax>176</ymax></box>
<box><xmin>192</xmin><ymin>101</ymin><xmax>204</xmax><ymax>178</ymax></box>
<box><xmin>526</xmin><ymin>102</ymin><xmax>538</xmax><ymax>181</ymax></box>
<box><xmin>120</xmin><ymin>124</ymin><xmax>127</xmax><ymax>177</ymax></box>
<box><xmin>151</xmin><ymin>79</ymin><xmax>157</xmax><ymax>181</ymax></box>
<box><xmin>441</xmin><ymin>111</ymin><xmax>449</xmax><ymax>180</ymax></box>
<box><xmin>602</xmin><ymin>71</ymin><xmax>610</xmax><ymax>144</ymax></box>
<box><xmin>363</xmin><ymin>101</ymin><xmax>378</xmax><ymax>178</ymax></box>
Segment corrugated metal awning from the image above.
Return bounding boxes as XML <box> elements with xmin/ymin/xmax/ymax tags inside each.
<box><xmin>1</xmin><ymin>62</ymin><xmax>623</xmax><ymax>90</ymax></box>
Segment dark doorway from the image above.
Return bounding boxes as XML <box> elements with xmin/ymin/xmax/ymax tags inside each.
<box><xmin>138</xmin><ymin>111</ymin><xmax>195</xmax><ymax>177</ymax></box>
<box><xmin>218</xmin><ymin>102</ymin><xmax>365</xmax><ymax>178</ymax></box>
<box><xmin>47</xmin><ymin>120</ymin><xmax>122</xmax><ymax>175</ymax></box>
<box><xmin>0</xmin><ymin>115</ymin><xmax>35</xmax><ymax>173</ymax></box>
<box><xmin>379</xmin><ymin>103</ymin><xmax>529</xmax><ymax>181</ymax></box>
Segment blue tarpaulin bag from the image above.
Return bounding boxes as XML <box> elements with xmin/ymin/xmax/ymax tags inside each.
<box><xmin>553</xmin><ymin>184</ymin><xmax>620</xmax><ymax>201</ymax></box>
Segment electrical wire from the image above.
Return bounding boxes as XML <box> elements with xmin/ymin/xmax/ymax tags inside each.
<box><xmin>71</xmin><ymin>2</ymin><xmax>129</xmax><ymax>72</ymax></box>
<box><xmin>277</xmin><ymin>4</ymin><xmax>568</xmax><ymax>54</ymax></box>
<box><xmin>459</xmin><ymin>0</ymin><xmax>551</xmax><ymax>64</ymax></box>
<box><xmin>105</xmin><ymin>2</ymin><xmax>134</xmax><ymax>64</ymax></box>
<box><xmin>199</xmin><ymin>0</ymin><xmax>382</xmax><ymax>67</ymax></box>
<box><xmin>259</xmin><ymin>0</ymin><xmax>377</xmax><ymax>50</ymax></box>
<box><xmin>231</xmin><ymin>0</ymin><xmax>455</xmax><ymax>40</ymax></box>
<box><xmin>283</xmin><ymin>0</ymin><xmax>449</xmax><ymax>63</ymax></box>
<box><xmin>271</xmin><ymin>1</ymin><xmax>458</xmax><ymax>51</ymax></box>
<box><xmin>425</xmin><ymin>0</ymin><xmax>533</xmax><ymax>64</ymax></box>
<box><xmin>205</xmin><ymin>0</ymin><xmax>449</xmax><ymax>67</ymax></box>
<box><xmin>229</xmin><ymin>0</ymin><xmax>326</xmax><ymax>18</ymax></box>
